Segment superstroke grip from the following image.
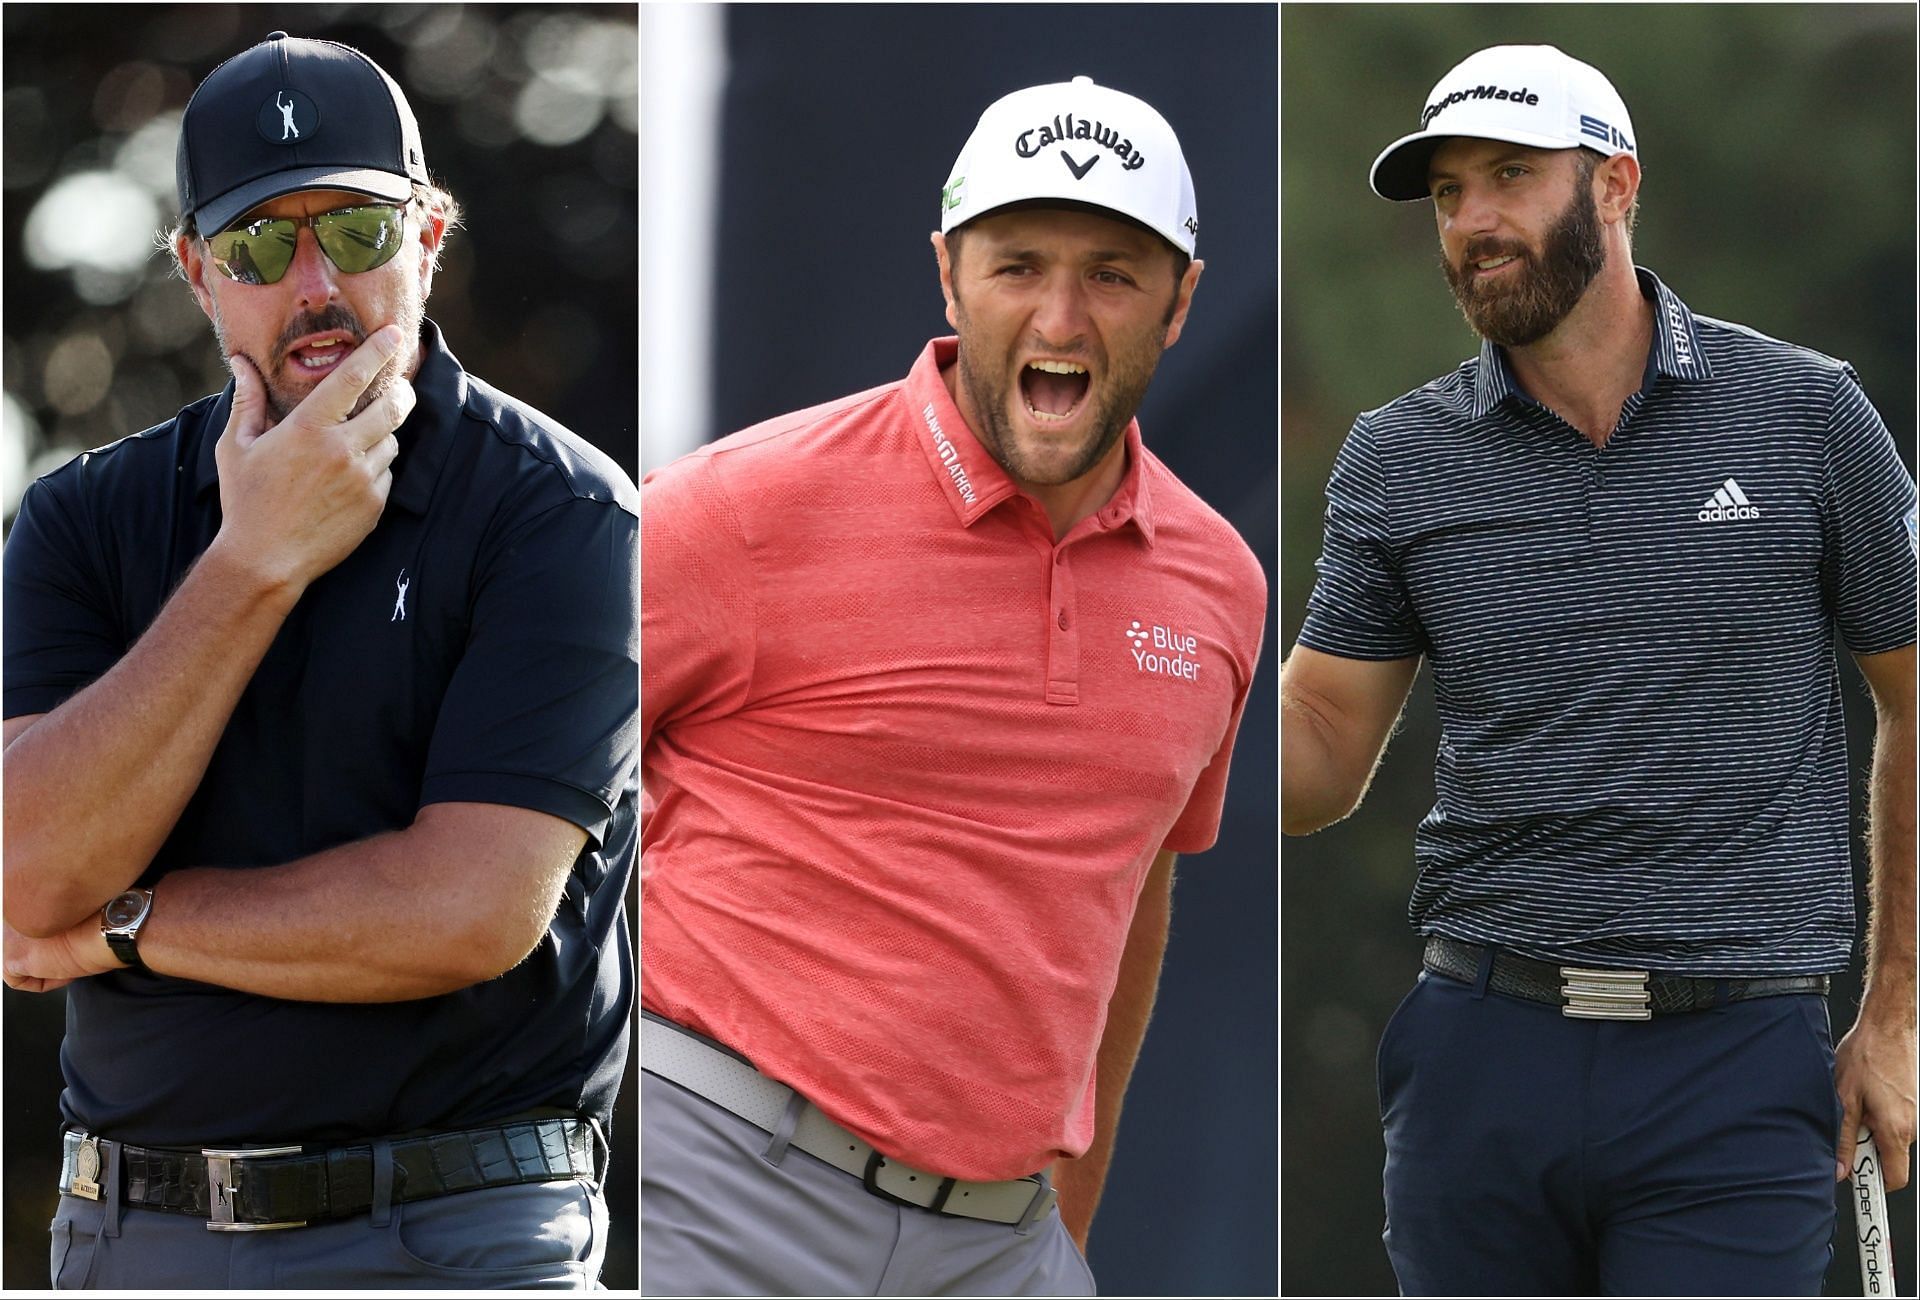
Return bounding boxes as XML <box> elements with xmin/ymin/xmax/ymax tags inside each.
<box><xmin>1853</xmin><ymin>1129</ymin><xmax>1893</xmax><ymax>1296</ymax></box>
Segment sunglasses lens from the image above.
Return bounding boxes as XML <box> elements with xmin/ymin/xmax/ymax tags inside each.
<box><xmin>315</xmin><ymin>206</ymin><xmax>405</xmax><ymax>274</ymax></box>
<box><xmin>208</xmin><ymin>219</ymin><xmax>298</xmax><ymax>285</ymax></box>
<box><xmin>207</xmin><ymin>206</ymin><xmax>405</xmax><ymax>284</ymax></box>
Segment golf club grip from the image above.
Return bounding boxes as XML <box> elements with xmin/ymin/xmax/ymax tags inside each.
<box><xmin>1854</xmin><ymin>1130</ymin><xmax>1893</xmax><ymax>1296</ymax></box>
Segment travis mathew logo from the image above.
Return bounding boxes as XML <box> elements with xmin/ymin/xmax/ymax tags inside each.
<box><xmin>1125</xmin><ymin>620</ymin><xmax>1200</xmax><ymax>681</ymax></box>
<box><xmin>921</xmin><ymin>403</ymin><xmax>978</xmax><ymax>505</ymax></box>
<box><xmin>1421</xmin><ymin>83</ymin><xmax>1538</xmax><ymax>127</ymax></box>
<box><xmin>1015</xmin><ymin>113</ymin><xmax>1146</xmax><ymax>172</ymax></box>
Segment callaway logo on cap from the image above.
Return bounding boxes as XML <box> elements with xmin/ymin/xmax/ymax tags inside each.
<box><xmin>1369</xmin><ymin>45</ymin><xmax>1637</xmax><ymax>202</ymax></box>
<box><xmin>177</xmin><ymin>31</ymin><xmax>428</xmax><ymax>235</ymax></box>
<box><xmin>940</xmin><ymin>75</ymin><xmax>1199</xmax><ymax>256</ymax></box>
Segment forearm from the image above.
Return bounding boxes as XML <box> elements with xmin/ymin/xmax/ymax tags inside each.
<box><xmin>1861</xmin><ymin>705</ymin><xmax>1916</xmax><ymax>1029</ymax></box>
<box><xmin>1282</xmin><ymin>687</ymin><xmax>1341</xmax><ymax>832</ymax></box>
<box><xmin>140</xmin><ymin>840</ymin><xmax>495</xmax><ymax>1002</ymax></box>
<box><xmin>1053</xmin><ymin>850</ymin><xmax>1175</xmax><ymax>1249</ymax></box>
<box><xmin>4</xmin><ymin>541</ymin><xmax>299</xmax><ymax>935</ymax></box>
<box><xmin>43</xmin><ymin>805</ymin><xmax>578</xmax><ymax>1003</ymax></box>
<box><xmin>1281</xmin><ymin>678</ymin><xmax>1376</xmax><ymax>834</ymax></box>
<box><xmin>1280</xmin><ymin>649</ymin><xmax>1421</xmax><ymax>836</ymax></box>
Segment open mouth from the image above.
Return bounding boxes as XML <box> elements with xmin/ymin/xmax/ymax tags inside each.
<box><xmin>286</xmin><ymin>334</ymin><xmax>359</xmax><ymax>375</ymax></box>
<box><xmin>1019</xmin><ymin>359</ymin><xmax>1091</xmax><ymax>424</ymax></box>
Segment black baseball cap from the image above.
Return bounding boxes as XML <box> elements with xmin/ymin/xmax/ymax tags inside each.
<box><xmin>176</xmin><ymin>31</ymin><xmax>428</xmax><ymax>235</ymax></box>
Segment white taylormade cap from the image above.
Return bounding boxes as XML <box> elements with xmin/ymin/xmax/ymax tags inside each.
<box><xmin>1369</xmin><ymin>45</ymin><xmax>1637</xmax><ymax>202</ymax></box>
<box><xmin>940</xmin><ymin>75</ymin><xmax>1198</xmax><ymax>256</ymax></box>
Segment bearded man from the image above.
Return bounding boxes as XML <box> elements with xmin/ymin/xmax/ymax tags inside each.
<box><xmin>641</xmin><ymin>75</ymin><xmax>1266</xmax><ymax>1296</ymax></box>
<box><xmin>1281</xmin><ymin>44</ymin><xmax>1916</xmax><ymax>1296</ymax></box>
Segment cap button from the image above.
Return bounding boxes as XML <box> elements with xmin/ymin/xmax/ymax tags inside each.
<box><xmin>1072</xmin><ymin>75</ymin><xmax>1093</xmax><ymax>86</ymax></box>
<box><xmin>266</xmin><ymin>30</ymin><xmax>288</xmax><ymax>40</ymax></box>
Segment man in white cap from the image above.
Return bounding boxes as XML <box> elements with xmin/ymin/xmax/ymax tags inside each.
<box><xmin>642</xmin><ymin>76</ymin><xmax>1265</xmax><ymax>1295</ymax></box>
<box><xmin>1283</xmin><ymin>44</ymin><xmax>1915</xmax><ymax>1294</ymax></box>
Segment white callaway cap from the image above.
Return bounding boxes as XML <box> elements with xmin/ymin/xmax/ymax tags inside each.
<box><xmin>1370</xmin><ymin>45</ymin><xmax>1637</xmax><ymax>202</ymax></box>
<box><xmin>941</xmin><ymin>75</ymin><xmax>1198</xmax><ymax>256</ymax></box>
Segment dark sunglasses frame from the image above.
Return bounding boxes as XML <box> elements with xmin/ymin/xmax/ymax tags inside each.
<box><xmin>206</xmin><ymin>204</ymin><xmax>408</xmax><ymax>286</ymax></box>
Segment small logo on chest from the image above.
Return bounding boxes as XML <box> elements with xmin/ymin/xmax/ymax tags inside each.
<box><xmin>392</xmin><ymin>569</ymin><xmax>410</xmax><ymax>622</ymax></box>
<box><xmin>1697</xmin><ymin>478</ymin><xmax>1760</xmax><ymax>523</ymax></box>
<box><xmin>1124</xmin><ymin>620</ymin><xmax>1201</xmax><ymax>682</ymax></box>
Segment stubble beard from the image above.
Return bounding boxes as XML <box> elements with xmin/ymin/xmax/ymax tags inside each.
<box><xmin>951</xmin><ymin>297</ymin><xmax>1164</xmax><ymax>489</ymax></box>
<box><xmin>1443</xmin><ymin>173</ymin><xmax>1608</xmax><ymax>349</ymax></box>
<box><xmin>210</xmin><ymin>292</ymin><xmax>422</xmax><ymax>423</ymax></box>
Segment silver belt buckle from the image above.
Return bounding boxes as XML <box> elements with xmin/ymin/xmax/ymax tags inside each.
<box><xmin>1560</xmin><ymin>966</ymin><xmax>1652</xmax><ymax>1020</ymax></box>
<box><xmin>202</xmin><ymin>1146</ymin><xmax>306</xmax><ymax>1231</ymax></box>
<box><xmin>69</xmin><ymin>1134</ymin><xmax>104</xmax><ymax>1201</ymax></box>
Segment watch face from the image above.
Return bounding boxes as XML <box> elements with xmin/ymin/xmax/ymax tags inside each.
<box><xmin>104</xmin><ymin>892</ymin><xmax>147</xmax><ymax>928</ymax></box>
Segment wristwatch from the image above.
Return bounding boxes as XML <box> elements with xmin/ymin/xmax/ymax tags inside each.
<box><xmin>101</xmin><ymin>888</ymin><xmax>155</xmax><ymax>971</ymax></box>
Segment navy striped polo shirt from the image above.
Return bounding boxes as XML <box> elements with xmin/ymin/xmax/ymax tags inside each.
<box><xmin>1299</xmin><ymin>267</ymin><xmax>1918</xmax><ymax>976</ymax></box>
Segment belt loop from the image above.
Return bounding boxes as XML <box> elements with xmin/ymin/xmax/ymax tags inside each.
<box><xmin>1472</xmin><ymin>945</ymin><xmax>1495</xmax><ymax>999</ymax></box>
<box><xmin>102</xmin><ymin>1140</ymin><xmax>122</xmax><ymax>1239</ymax></box>
<box><xmin>585</xmin><ymin>1116</ymin><xmax>609</xmax><ymax>1190</ymax></box>
<box><xmin>1713</xmin><ymin>978</ymin><xmax>1729</xmax><ymax>1009</ymax></box>
<box><xmin>763</xmin><ymin>1091</ymin><xmax>807</xmax><ymax>1168</ymax></box>
<box><xmin>369</xmin><ymin>1138</ymin><xmax>395</xmax><ymax>1228</ymax></box>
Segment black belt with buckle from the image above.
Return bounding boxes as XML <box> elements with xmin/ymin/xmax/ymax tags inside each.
<box><xmin>59</xmin><ymin>1117</ymin><xmax>601</xmax><ymax>1231</ymax></box>
<box><xmin>1424</xmin><ymin>936</ymin><xmax>1830</xmax><ymax>1020</ymax></box>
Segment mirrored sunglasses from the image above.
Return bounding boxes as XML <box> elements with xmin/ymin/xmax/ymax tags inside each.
<box><xmin>206</xmin><ymin>204</ymin><xmax>407</xmax><ymax>285</ymax></box>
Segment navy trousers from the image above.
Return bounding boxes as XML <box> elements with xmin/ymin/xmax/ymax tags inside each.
<box><xmin>1378</xmin><ymin>966</ymin><xmax>1840</xmax><ymax>1296</ymax></box>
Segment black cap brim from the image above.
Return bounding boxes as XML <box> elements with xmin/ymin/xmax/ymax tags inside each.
<box><xmin>194</xmin><ymin>165</ymin><xmax>412</xmax><ymax>234</ymax></box>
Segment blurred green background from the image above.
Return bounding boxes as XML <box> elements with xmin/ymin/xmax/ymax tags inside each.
<box><xmin>1281</xmin><ymin>4</ymin><xmax>1916</xmax><ymax>1295</ymax></box>
<box><xmin>2</xmin><ymin>3</ymin><xmax>636</xmax><ymax>1289</ymax></box>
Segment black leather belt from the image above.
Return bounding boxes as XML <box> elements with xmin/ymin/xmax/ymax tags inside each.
<box><xmin>1424</xmin><ymin>936</ymin><xmax>1829</xmax><ymax>1020</ymax></box>
<box><xmin>60</xmin><ymin>1118</ymin><xmax>601</xmax><ymax>1231</ymax></box>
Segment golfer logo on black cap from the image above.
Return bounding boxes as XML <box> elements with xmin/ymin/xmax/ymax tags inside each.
<box><xmin>257</xmin><ymin>88</ymin><xmax>318</xmax><ymax>145</ymax></box>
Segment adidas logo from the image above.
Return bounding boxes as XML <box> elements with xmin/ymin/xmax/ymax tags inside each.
<box><xmin>1697</xmin><ymin>478</ymin><xmax>1760</xmax><ymax>523</ymax></box>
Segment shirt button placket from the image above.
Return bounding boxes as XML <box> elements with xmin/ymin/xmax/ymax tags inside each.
<box><xmin>1045</xmin><ymin>547</ymin><xmax>1079</xmax><ymax>705</ymax></box>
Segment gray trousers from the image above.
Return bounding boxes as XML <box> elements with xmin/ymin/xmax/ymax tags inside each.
<box><xmin>49</xmin><ymin>1136</ymin><xmax>608</xmax><ymax>1289</ymax></box>
<box><xmin>641</xmin><ymin>1069</ymin><xmax>1097</xmax><ymax>1297</ymax></box>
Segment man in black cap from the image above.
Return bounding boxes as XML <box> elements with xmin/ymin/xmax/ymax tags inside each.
<box><xmin>2</xmin><ymin>32</ymin><xmax>637</xmax><ymax>1288</ymax></box>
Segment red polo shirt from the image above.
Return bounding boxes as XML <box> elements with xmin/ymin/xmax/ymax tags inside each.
<box><xmin>641</xmin><ymin>337</ymin><xmax>1266</xmax><ymax>1180</ymax></box>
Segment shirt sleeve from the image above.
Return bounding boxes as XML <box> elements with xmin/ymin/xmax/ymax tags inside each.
<box><xmin>640</xmin><ymin>454</ymin><xmax>758</xmax><ymax>751</ymax></box>
<box><xmin>3</xmin><ymin>476</ymin><xmax>123</xmax><ymax>718</ymax></box>
<box><xmin>1824</xmin><ymin>366</ymin><xmax>1918</xmax><ymax>655</ymax></box>
<box><xmin>1296</xmin><ymin>414</ymin><xmax>1426</xmax><ymax>660</ymax></box>
<box><xmin>1162</xmin><ymin>551</ymin><xmax>1268</xmax><ymax>855</ymax></box>
<box><xmin>419</xmin><ymin>495</ymin><xmax>639</xmax><ymax>844</ymax></box>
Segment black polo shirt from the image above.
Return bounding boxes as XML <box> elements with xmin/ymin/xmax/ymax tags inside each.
<box><xmin>1299</xmin><ymin>269</ymin><xmax>1917</xmax><ymax>976</ymax></box>
<box><xmin>3</xmin><ymin>320</ymin><xmax>639</xmax><ymax>1145</ymax></box>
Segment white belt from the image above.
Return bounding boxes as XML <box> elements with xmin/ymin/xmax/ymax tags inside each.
<box><xmin>641</xmin><ymin>1017</ymin><xmax>1059</xmax><ymax>1228</ymax></box>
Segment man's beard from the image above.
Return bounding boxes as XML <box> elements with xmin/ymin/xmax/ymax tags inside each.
<box><xmin>1442</xmin><ymin>175</ymin><xmax>1607</xmax><ymax>348</ymax></box>
<box><xmin>951</xmin><ymin>302</ymin><xmax>1163</xmax><ymax>489</ymax></box>
<box><xmin>211</xmin><ymin>295</ymin><xmax>420</xmax><ymax>422</ymax></box>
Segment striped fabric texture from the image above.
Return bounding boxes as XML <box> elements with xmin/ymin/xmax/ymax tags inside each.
<box><xmin>1299</xmin><ymin>268</ymin><xmax>1918</xmax><ymax>975</ymax></box>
